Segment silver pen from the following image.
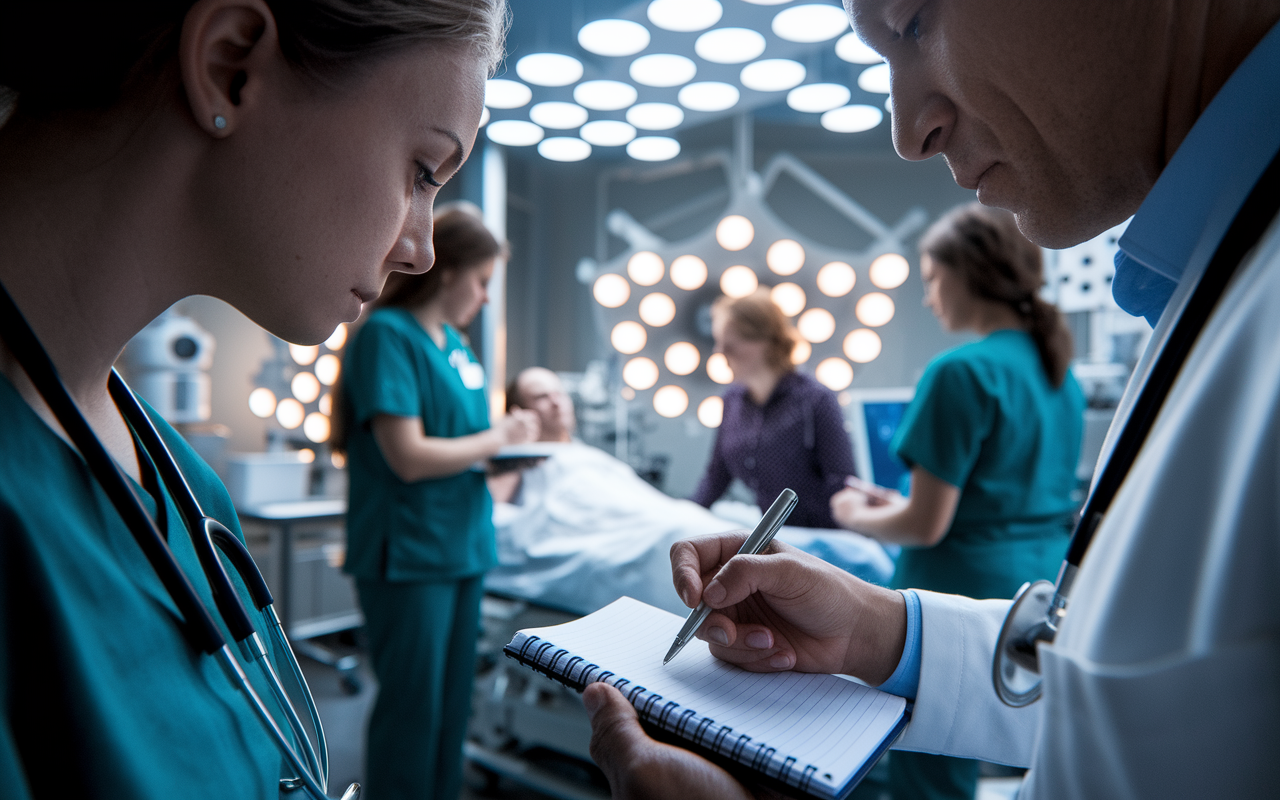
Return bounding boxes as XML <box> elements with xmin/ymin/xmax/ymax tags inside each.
<box><xmin>663</xmin><ymin>488</ymin><xmax>799</xmax><ymax>665</ymax></box>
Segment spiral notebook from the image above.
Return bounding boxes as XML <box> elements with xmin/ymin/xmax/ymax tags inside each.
<box><xmin>503</xmin><ymin>597</ymin><xmax>908</xmax><ymax>800</ymax></box>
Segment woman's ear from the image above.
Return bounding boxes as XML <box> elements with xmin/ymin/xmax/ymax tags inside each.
<box><xmin>178</xmin><ymin>0</ymin><xmax>280</xmax><ymax>138</ymax></box>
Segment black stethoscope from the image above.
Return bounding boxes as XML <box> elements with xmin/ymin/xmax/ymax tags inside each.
<box><xmin>0</xmin><ymin>282</ymin><xmax>357</xmax><ymax>799</ymax></box>
<box><xmin>993</xmin><ymin>146</ymin><xmax>1280</xmax><ymax>706</ymax></box>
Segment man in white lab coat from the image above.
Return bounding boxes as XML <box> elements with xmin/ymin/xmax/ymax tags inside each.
<box><xmin>583</xmin><ymin>1</ymin><xmax>1280</xmax><ymax>797</ymax></box>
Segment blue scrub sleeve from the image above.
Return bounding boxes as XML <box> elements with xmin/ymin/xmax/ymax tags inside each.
<box><xmin>346</xmin><ymin>317</ymin><xmax>426</xmax><ymax>426</ymax></box>
<box><xmin>876</xmin><ymin>589</ymin><xmax>922</xmax><ymax>700</ymax></box>
<box><xmin>892</xmin><ymin>358</ymin><xmax>992</xmax><ymax>489</ymax></box>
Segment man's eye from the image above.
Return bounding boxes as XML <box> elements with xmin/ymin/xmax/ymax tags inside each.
<box><xmin>901</xmin><ymin>14</ymin><xmax>921</xmax><ymax>41</ymax></box>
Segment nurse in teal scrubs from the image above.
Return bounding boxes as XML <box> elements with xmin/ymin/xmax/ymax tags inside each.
<box><xmin>831</xmin><ymin>203</ymin><xmax>1085</xmax><ymax>800</ymax></box>
<box><xmin>337</xmin><ymin>204</ymin><xmax>538</xmax><ymax>800</ymax></box>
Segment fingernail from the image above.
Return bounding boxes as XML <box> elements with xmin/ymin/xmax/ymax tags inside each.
<box><xmin>680</xmin><ymin>588</ymin><xmax>694</xmax><ymax>607</ymax></box>
<box><xmin>745</xmin><ymin>631</ymin><xmax>771</xmax><ymax>649</ymax></box>
<box><xmin>769</xmin><ymin>653</ymin><xmax>793</xmax><ymax>669</ymax></box>
<box><xmin>703</xmin><ymin>580</ymin><xmax>726</xmax><ymax>605</ymax></box>
<box><xmin>708</xmin><ymin>627</ymin><xmax>729</xmax><ymax>646</ymax></box>
<box><xmin>582</xmin><ymin>687</ymin><xmax>603</xmax><ymax>716</ymax></box>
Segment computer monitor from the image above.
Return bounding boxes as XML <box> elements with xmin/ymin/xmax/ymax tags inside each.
<box><xmin>845</xmin><ymin>387</ymin><xmax>915</xmax><ymax>492</ymax></box>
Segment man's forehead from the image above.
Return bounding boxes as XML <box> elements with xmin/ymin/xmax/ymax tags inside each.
<box><xmin>843</xmin><ymin>0</ymin><xmax>894</xmax><ymax>52</ymax></box>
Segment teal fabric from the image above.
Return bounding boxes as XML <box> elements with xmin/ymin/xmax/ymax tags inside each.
<box><xmin>889</xmin><ymin>751</ymin><xmax>980</xmax><ymax>800</ymax></box>
<box><xmin>343</xmin><ymin>308</ymin><xmax>496</xmax><ymax>581</ymax></box>
<box><xmin>0</xmin><ymin>375</ymin><xmax>284</xmax><ymax>798</ymax></box>
<box><xmin>357</xmin><ymin>575</ymin><xmax>483</xmax><ymax>800</ymax></box>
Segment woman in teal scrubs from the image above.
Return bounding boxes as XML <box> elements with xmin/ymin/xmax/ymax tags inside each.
<box><xmin>0</xmin><ymin>2</ymin><xmax>506</xmax><ymax>797</ymax></box>
<box><xmin>338</xmin><ymin>204</ymin><xmax>539</xmax><ymax>800</ymax></box>
<box><xmin>831</xmin><ymin>203</ymin><xmax>1085</xmax><ymax>800</ymax></box>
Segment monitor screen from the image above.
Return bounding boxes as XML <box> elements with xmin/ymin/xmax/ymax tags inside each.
<box><xmin>845</xmin><ymin>388</ymin><xmax>914</xmax><ymax>492</ymax></box>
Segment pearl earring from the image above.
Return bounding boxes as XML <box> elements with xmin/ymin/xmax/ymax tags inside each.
<box><xmin>213</xmin><ymin>115</ymin><xmax>227</xmax><ymax>130</ymax></box>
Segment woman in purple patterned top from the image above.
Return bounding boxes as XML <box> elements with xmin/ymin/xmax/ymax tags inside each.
<box><xmin>691</xmin><ymin>289</ymin><xmax>856</xmax><ymax>529</ymax></box>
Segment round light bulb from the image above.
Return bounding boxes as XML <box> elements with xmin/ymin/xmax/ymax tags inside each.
<box><xmin>529</xmin><ymin>101</ymin><xmax>589</xmax><ymax>129</ymax></box>
<box><xmin>791</xmin><ymin>339</ymin><xmax>812</xmax><ymax>364</ymax></box>
<box><xmin>611</xmin><ymin>321</ymin><xmax>648</xmax><ymax>354</ymax></box>
<box><xmin>716</xmin><ymin>215</ymin><xmax>754</xmax><ymax>250</ymax></box>
<box><xmin>593</xmin><ymin>274</ymin><xmax>631</xmax><ymax>308</ymax></box>
<box><xmin>670</xmin><ymin>255</ymin><xmax>708</xmax><ymax>290</ymax></box>
<box><xmin>487</xmin><ymin>119</ymin><xmax>544</xmax><ymax>147</ymax></box>
<box><xmin>538</xmin><ymin>137</ymin><xmax>592</xmax><ymax>162</ymax></box>
<box><xmin>678</xmin><ymin>81</ymin><xmax>740</xmax><ymax>112</ymax></box>
<box><xmin>248</xmin><ymin>387</ymin><xmax>277</xmax><ymax>419</ymax></box>
<box><xmin>648</xmin><ymin>0</ymin><xmax>722</xmax><ymax>32</ymax></box>
<box><xmin>787</xmin><ymin>83</ymin><xmax>852</xmax><ymax>114</ymax></box>
<box><xmin>574</xmin><ymin>80</ymin><xmax>639</xmax><ymax>111</ymax></box>
<box><xmin>855</xmin><ymin>292</ymin><xmax>896</xmax><ymax>327</ymax></box>
<box><xmin>289</xmin><ymin>343</ymin><xmax>318</xmax><ymax>366</ymax></box>
<box><xmin>627</xmin><ymin>136</ymin><xmax>681</xmax><ymax>161</ymax></box>
<box><xmin>622</xmin><ymin>357</ymin><xmax>660</xmax><ymax>390</ymax></box>
<box><xmin>766</xmin><ymin>238</ymin><xmax>804</xmax><ymax>275</ymax></box>
<box><xmin>291</xmin><ymin>371</ymin><xmax>321</xmax><ymax>404</ymax></box>
<box><xmin>630</xmin><ymin>53</ymin><xmax>697</xmax><ymax>88</ymax></box>
<box><xmin>297</xmin><ymin>448</ymin><xmax>315</xmax><ymax>464</ymax></box>
<box><xmin>664</xmin><ymin>342</ymin><xmax>701</xmax><ymax>375</ymax></box>
<box><xmin>843</xmin><ymin>328</ymin><xmax>883</xmax><ymax>363</ymax></box>
<box><xmin>324</xmin><ymin>324</ymin><xmax>348</xmax><ymax>350</ymax></box>
<box><xmin>318</xmin><ymin>393</ymin><xmax>333</xmax><ymax>416</ymax></box>
<box><xmin>814</xmin><ymin>357</ymin><xmax>854</xmax><ymax>391</ymax></box>
<box><xmin>315</xmin><ymin>353</ymin><xmax>341</xmax><ymax>386</ymax></box>
<box><xmin>275</xmin><ymin>398</ymin><xmax>304</xmax><ymax>429</ymax></box>
<box><xmin>719</xmin><ymin>265</ymin><xmax>759</xmax><ymax>298</ymax></box>
<box><xmin>821</xmin><ymin>104</ymin><xmax>883</xmax><ymax>133</ymax></box>
<box><xmin>638</xmin><ymin>292</ymin><xmax>677</xmax><ymax>327</ymax></box>
<box><xmin>740</xmin><ymin>59</ymin><xmax>806</xmax><ymax>92</ymax></box>
<box><xmin>695</xmin><ymin>27</ymin><xmax>766</xmax><ymax>64</ymax></box>
<box><xmin>771</xmin><ymin>4</ymin><xmax>851</xmax><ymax>43</ymax></box>
<box><xmin>797</xmin><ymin>307</ymin><xmax>836</xmax><ymax>343</ymax></box>
<box><xmin>697</xmin><ymin>396</ymin><xmax>724</xmax><ymax>428</ymax></box>
<box><xmin>303</xmin><ymin>412</ymin><xmax>331</xmax><ymax>443</ymax></box>
<box><xmin>516</xmin><ymin>53</ymin><xmax>584</xmax><ymax>87</ymax></box>
<box><xmin>331</xmin><ymin>451</ymin><xmax>347</xmax><ymax>469</ymax></box>
<box><xmin>653</xmin><ymin>385</ymin><xmax>690</xmax><ymax>418</ymax></box>
<box><xmin>484</xmin><ymin>79</ymin><xmax>532</xmax><ymax>109</ymax></box>
<box><xmin>770</xmin><ymin>282</ymin><xmax>806</xmax><ymax>317</ymax></box>
<box><xmin>836</xmin><ymin>32</ymin><xmax>883</xmax><ymax>64</ymax></box>
<box><xmin>706</xmin><ymin>353</ymin><xmax>734</xmax><ymax>384</ymax></box>
<box><xmin>626</xmin><ymin>102</ymin><xmax>684</xmax><ymax>130</ymax></box>
<box><xmin>858</xmin><ymin>63</ymin><xmax>891</xmax><ymax>94</ymax></box>
<box><xmin>816</xmin><ymin>261</ymin><xmax>856</xmax><ymax>297</ymax></box>
<box><xmin>580</xmin><ymin>120</ymin><xmax>636</xmax><ymax>147</ymax></box>
<box><xmin>869</xmin><ymin>253</ymin><xmax>910</xmax><ymax>289</ymax></box>
<box><xmin>627</xmin><ymin>251</ymin><xmax>665</xmax><ymax>286</ymax></box>
<box><xmin>480</xmin><ymin>107</ymin><xmax>490</xmax><ymax>127</ymax></box>
<box><xmin>578</xmin><ymin>19</ymin><xmax>651</xmax><ymax>57</ymax></box>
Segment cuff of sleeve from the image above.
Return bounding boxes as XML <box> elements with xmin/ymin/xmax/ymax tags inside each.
<box><xmin>875</xmin><ymin>589</ymin><xmax>921</xmax><ymax>700</ymax></box>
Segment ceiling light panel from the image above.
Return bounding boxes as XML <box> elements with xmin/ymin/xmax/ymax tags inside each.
<box><xmin>858</xmin><ymin>62</ymin><xmax>891</xmax><ymax>94</ymax></box>
<box><xmin>787</xmin><ymin>83</ymin><xmax>851</xmax><ymax>113</ymax></box>
<box><xmin>648</xmin><ymin>0</ymin><xmax>722</xmax><ymax>32</ymax></box>
<box><xmin>836</xmin><ymin>32</ymin><xmax>882</xmax><ymax>64</ymax></box>
<box><xmin>630</xmin><ymin>53</ymin><xmax>697</xmax><ymax>87</ymax></box>
<box><xmin>580</xmin><ymin>120</ymin><xmax>637</xmax><ymax>147</ymax></box>
<box><xmin>578</xmin><ymin>19</ymin><xmax>651</xmax><ymax>57</ymax></box>
<box><xmin>740</xmin><ymin>59</ymin><xmax>806</xmax><ymax>92</ymax></box>
<box><xmin>486</xmin><ymin>119</ymin><xmax>544</xmax><ymax>146</ymax></box>
<box><xmin>529</xmin><ymin>101</ymin><xmax>588</xmax><ymax>129</ymax></box>
<box><xmin>695</xmin><ymin>28</ymin><xmax>766</xmax><ymax>64</ymax></box>
<box><xmin>678</xmin><ymin>81</ymin><xmax>740</xmax><ymax>112</ymax></box>
<box><xmin>537</xmin><ymin>137</ymin><xmax>592</xmax><ymax>162</ymax></box>
<box><xmin>484</xmin><ymin>79</ymin><xmax>531</xmax><ymax>109</ymax></box>
<box><xmin>627</xmin><ymin>136</ymin><xmax>682</xmax><ymax>161</ymax></box>
<box><xmin>772</xmin><ymin>4</ymin><xmax>852</xmax><ymax>43</ymax></box>
<box><xmin>516</xmin><ymin>53</ymin><xmax>583</xmax><ymax>87</ymax></box>
<box><xmin>574</xmin><ymin>80</ymin><xmax>638</xmax><ymax>111</ymax></box>
<box><xmin>626</xmin><ymin>102</ymin><xmax>684</xmax><ymax>130</ymax></box>
<box><xmin>821</xmin><ymin>104</ymin><xmax>883</xmax><ymax>133</ymax></box>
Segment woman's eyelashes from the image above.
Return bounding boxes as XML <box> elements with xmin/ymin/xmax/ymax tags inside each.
<box><xmin>415</xmin><ymin>161</ymin><xmax>443</xmax><ymax>190</ymax></box>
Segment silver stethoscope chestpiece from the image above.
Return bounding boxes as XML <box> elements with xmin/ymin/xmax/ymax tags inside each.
<box><xmin>992</xmin><ymin>579</ymin><xmax>1057</xmax><ymax>707</ymax></box>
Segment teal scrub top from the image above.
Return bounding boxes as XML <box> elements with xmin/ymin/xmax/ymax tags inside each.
<box><xmin>0</xmin><ymin>376</ymin><xmax>286</xmax><ymax>798</ymax></box>
<box><xmin>890</xmin><ymin>329</ymin><xmax>1085</xmax><ymax>599</ymax></box>
<box><xmin>343</xmin><ymin>308</ymin><xmax>496</xmax><ymax>581</ymax></box>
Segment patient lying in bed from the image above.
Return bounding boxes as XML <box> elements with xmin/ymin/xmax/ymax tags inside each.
<box><xmin>485</xmin><ymin>369</ymin><xmax>894</xmax><ymax>616</ymax></box>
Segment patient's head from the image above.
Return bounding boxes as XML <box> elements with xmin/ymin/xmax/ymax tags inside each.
<box><xmin>508</xmin><ymin>367</ymin><xmax>575</xmax><ymax>442</ymax></box>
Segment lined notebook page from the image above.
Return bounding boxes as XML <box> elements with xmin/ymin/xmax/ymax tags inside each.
<box><xmin>511</xmin><ymin>596</ymin><xmax>906</xmax><ymax>797</ymax></box>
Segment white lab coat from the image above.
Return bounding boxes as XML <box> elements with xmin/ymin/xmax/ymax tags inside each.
<box><xmin>893</xmin><ymin>217</ymin><xmax>1280</xmax><ymax>798</ymax></box>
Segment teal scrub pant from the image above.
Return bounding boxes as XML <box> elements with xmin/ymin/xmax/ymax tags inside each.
<box><xmin>889</xmin><ymin>751</ymin><xmax>978</xmax><ymax>800</ymax></box>
<box><xmin>357</xmin><ymin>574</ymin><xmax>484</xmax><ymax>800</ymax></box>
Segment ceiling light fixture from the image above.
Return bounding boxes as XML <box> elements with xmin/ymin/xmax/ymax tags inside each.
<box><xmin>630</xmin><ymin>53</ymin><xmax>697</xmax><ymax>87</ymax></box>
<box><xmin>772</xmin><ymin>4</ymin><xmax>851</xmax><ymax>43</ymax></box>
<box><xmin>720</xmin><ymin>265</ymin><xmax>759</xmax><ymax>298</ymax></box>
<box><xmin>529</xmin><ymin>101</ymin><xmax>588</xmax><ymax>129</ymax></box>
<box><xmin>516</xmin><ymin>53</ymin><xmax>584</xmax><ymax>87</ymax></box>
<box><xmin>638</xmin><ymin>292</ymin><xmax>677</xmax><ymax>326</ymax></box>
<box><xmin>858</xmin><ymin>63</ymin><xmax>891</xmax><ymax>94</ymax></box>
<box><xmin>486</xmin><ymin>119</ymin><xmax>544</xmax><ymax>146</ymax></box>
<box><xmin>581</xmin><ymin>120</ymin><xmax>637</xmax><ymax>147</ymax></box>
<box><xmin>821</xmin><ymin>104</ymin><xmax>884</xmax><ymax>133</ymax></box>
<box><xmin>626</xmin><ymin>102</ymin><xmax>685</xmax><ymax>130</ymax></box>
<box><xmin>670</xmin><ymin>255</ymin><xmax>708</xmax><ymax>290</ymax></box>
<box><xmin>855</xmin><ymin>292</ymin><xmax>896</xmax><ymax>326</ymax></box>
<box><xmin>627</xmin><ymin>136</ymin><xmax>681</xmax><ymax>161</ymax></box>
<box><xmin>791</xmin><ymin>339</ymin><xmax>812</xmax><ymax>364</ymax></box>
<box><xmin>537</xmin><ymin>137</ymin><xmax>592</xmax><ymax>162</ymax></box>
<box><xmin>623</xmin><ymin>357</ymin><xmax>660</xmax><ymax>390</ymax></box>
<box><xmin>740</xmin><ymin>59</ymin><xmax>806</xmax><ymax>92</ymax></box>
<box><xmin>797</xmin><ymin>308</ymin><xmax>836</xmax><ymax>342</ymax></box>
<box><xmin>716</xmin><ymin>215</ymin><xmax>755</xmax><ymax>250</ymax></box>
<box><xmin>665</xmin><ymin>342</ymin><xmax>701</xmax><ymax>375</ymax></box>
<box><xmin>484</xmin><ymin>79</ymin><xmax>532</xmax><ymax>109</ymax></box>
<box><xmin>697</xmin><ymin>396</ymin><xmax>724</xmax><ymax>428</ymax></box>
<box><xmin>706</xmin><ymin>353</ymin><xmax>734</xmax><ymax>384</ymax></box>
<box><xmin>578</xmin><ymin>19</ymin><xmax>651</xmax><ymax>57</ymax></box>
<box><xmin>835</xmin><ymin>32</ymin><xmax>882</xmax><ymax>64</ymax></box>
<box><xmin>627</xmin><ymin>251</ymin><xmax>665</xmax><ymax>286</ymax></box>
<box><xmin>652</xmin><ymin>385</ymin><xmax>690</xmax><ymax>418</ymax></box>
<box><xmin>593</xmin><ymin>273</ymin><xmax>631</xmax><ymax>307</ymax></box>
<box><xmin>647</xmin><ymin>0</ymin><xmax>722</xmax><ymax>32</ymax></box>
<box><xmin>678</xmin><ymin>81</ymin><xmax>740</xmax><ymax>112</ymax></box>
<box><xmin>574</xmin><ymin>80</ymin><xmax>639</xmax><ymax>111</ymax></box>
<box><xmin>694</xmin><ymin>27</ymin><xmax>766</xmax><ymax>64</ymax></box>
<box><xmin>869</xmin><ymin>253</ymin><xmax>910</xmax><ymax>289</ymax></box>
<box><xmin>770</xmin><ymin>283</ymin><xmax>807</xmax><ymax>317</ymax></box>
<box><xmin>816</xmin><ymin>261</ymin><xmax>856</xmax><ymax>296</ymax></box>
<box><xmin>787</xmin><ymin>83</ymin><xmax>852</xmax><ymax>113</ymax></box>
<box><xmin>766</xmin><ymin>238</ymin><xmax>804</xmax><ymax>274</ymax></box>
<box><xmin>843</xmin><ymin>328</ymin><xmax>883</xmax><ymax>363</ymax></box>
<box><xmin>814</xmin><ymin>357</ymin><xmax>854</xmax><ymax>390</ymax></box>
<box><xmin>479</xmin><ymin>107</ymin><xmax>490</xmax><ymax>127</ymax></box>
<box><xmin>611</xmin><ymin>321</ymin><xmax>648</xmax><ymax>354</ymax></box>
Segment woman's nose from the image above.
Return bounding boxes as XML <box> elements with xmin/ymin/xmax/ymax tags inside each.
<box><xmin>385</xmin><ymin>197</ymin><xmax>435</xmax><ymax>274</ymax></box>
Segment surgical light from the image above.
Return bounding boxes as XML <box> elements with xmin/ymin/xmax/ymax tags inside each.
<box><xmin>665</xmin><ymin>342</ymin><xmax>701</xmax><ymax>375</ymax></box>
<box><xmin>623</xmin><ymin>357</ymin><xmax>660</xmax><ymax>390</ymax></box>
<box><xmin>772</xmin><ymin>4</ymin><xmax>851</xmax><ymax>43</ymax></box>
<box><xmin>695</xmin><ymin>28</ymin><xmax>766</xmax><ymax>64</ymax></box>
<box><xmin>611</xmin><ymin>321</ymin><xmax>648</xmax><ymax>354</ymax></box>
<box><xmin>815</xmin><ymin>357</ymin><xmax>854</xmax><ymax>391</ymax></box>
<box><xmin>858</xmin><ymin>63</ymin><xmax>891</xmax><ymax>94</ymax></box>
<box><xmin>479</xmin><ymin>107</ymin><xmax>490</xmax><ymax>127</ymax></box>
<box><xmin>740</xmin><ymin>59</ymin><xmax>806</xmax><ymax>92</ymax></box>
<box><xmin>630</xmin><ymin>54</ymin><xmax>697</xmax><ymax>88</ymax></box>
<box><xmin>706</xmin><ymin>353</ymin><xmax>734</xmax><ymax>384</ymax></box>
<box><xmin>767</xmin><ymin>238</ymin><xmax>804</xmax><ymax>274</ymax></box>
<box><xmin>638</xmin><ymin>292</ymin><xmax>677</xmax><ymax>327</ymax></box>
<box><xmin>787</xmin><ymin>83</ymin><xmax>852</xmax><ymax>114</ymax></box>
<box><xmin>578</xmin><ymin>19</ymin><xmax>651</xmax><ymax>57</ymax></box>
<box><xmin>836</xmin><ymin>32</ymin><xmax>882</xmax><ymax>64</ymax></box>
<box><xmin>697</xmin><ymin>395</ymin><xmax>724</xmax><ymax>428</ymax></box>
<box><xmin>538</xmin><ymin>137</ymin><xmax>592</xmax><ymax>162</ymax></box>
<box><xmin>575</xmin><ymin>80</ymin><xmax>639</xmax><ymax>111</ymax></box>
<box><xmin>856</xmin><ymin>292</ymin><xmax>896</xmax><ymax>326</ymax></box>
<box><xmin>288</xmin><ymin>343</ymin><xmax>319</xmax><ymax>366</ymax></box>
<box><xmin>487</xmin><ymin>120</ymin><xmax>544</xmax><ymax>147</ymax></box>
<box><xmin>303</xmin><ymin>412</ymin><xmax>331</xmax><ymax>444</ymax></box>
<box><xmin>529</xmin><ymin>101</ymin><xmax>588</xmax><ymax>129</ymax></box>
<box><xmin>720</xmin><ymin>265</ymin><xmax>759</xmax><ymax>298</ymax></box>
<box><xmin>593</xmin><ymin>274</ymin><xmax>631</xmax><ymax>308</ymax></box>
<box><xmin>843</xmin><ymin>328</ymin><xmax>883</xmax><ymax>363</ymax></box>
<box><xmin>797</xmin><ymin>307</ymin><xmax>836</xmax><ymax>342</ymax></box>
<box><xmin>670</xmin><ymin>255</ymin><xmax>708</xmax><ymax>290</ymax></box>
<box><xmin>770</xmin><ymin>283</ymin><xmax>807</xmax><ymax>317</ymax></box>
<box><xmin>324</xmin><ymin>323</ymin><xmax>347</xmax><ymax>351</ymax></box>
<box><xmin>331</xmin><ymin>451</ymin><xmax>346</xmax><ymax>469</ymax></box>
<box><xmin>318</xmin><ymin>393</ymin><xmax>333</xmax><ymax>415</ymax></box>
<box><xmin>791</xmin><ymin>339</ymin><xmax>812</xmax><ymax>364</ymax></box>
<box><xmin>626</xmin><ymin>102</ymin><xmax>684</xmax><ymax>130</ymax></box>
<box><xmin>581</xmin><ymin>120</ymin><xmax>636</xmax><ymax>147</ymax></box>
<box><xmin>627</xmin><ymin>136</ymin><xmax>681</xmax><ymax>161</ymax></box>
<box><xmin>716</xmin><ymin>215</ymin><xmax>755</xmax><ymax>250</ymax></box>
<box><xmin>821</xmin><ymin>104</ymin><xmax>883</xmax><ymax>133</ymax></box>
<box><xmin>291</xmin><ymin>371</ymin><xmax>321</xmax><ymax>404</ymax></box>
<box><xmin>516</xmin><ymin>53</ymin><xmax>583</xmax><ymax>87</ymax></box>
<box><xmin>816</xmin><ymin>261</ymin><xmax>856</xmax><ymax>296</ymax></box>
<box><xmin>653</xmin><ymin>385</ymin><xmax>690</xmax><ymax>418</ymax></box>
<box><xmin>628</xmin><ymin>251</ymin><xmax>665</xmax><ymax>286</ymax></box>
<box><xmin>297</xmin><ymin>448</ymin><xmax>316</xmax><ymax>463</ymax></box>
<box><xmin>678</xmin><ymin>82</ymin><xmax>740</xmax><ymax>112</ymax></box>
<box><xmin>484</xmin><ymin>79</ymin><xmax>531</xmax><ymax>109</ymax></box>
<box><xmin>869</xmin><ymin>253</ymin><xmax>910</xmax><ymax>289</ymax></box>
<box><xmin>248</xmin><ymin>387</ymin><xmax>277</xmax><ymax>419</ymax></box>
<box><xmin>276</xmin><ymin>398</ymin><xmax>304</xmax><ymax>429</ymax></box>
<box><xmin>648</xmin><ymin>0</ymin><xmax>721</xmax><ymax>32</ymax></box>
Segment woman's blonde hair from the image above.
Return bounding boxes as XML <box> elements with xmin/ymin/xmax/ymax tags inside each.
<box><xmin>713</xmin><ymin>288</ymin><xmax>797</xmax><ymax>373</ymax></box>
